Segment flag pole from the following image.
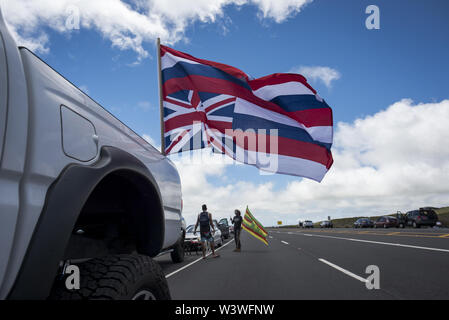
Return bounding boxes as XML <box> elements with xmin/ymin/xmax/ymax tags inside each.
<box><xmin>157</xmin><ymin>37</ymin><xmax>166</xmax><ymax>155</ymax></box>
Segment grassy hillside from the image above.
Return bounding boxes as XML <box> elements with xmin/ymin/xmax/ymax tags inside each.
<box><xmin>434</xmin><ymin>207</ymin><xmax>449</xmax><ymax>227</ymax></box>
<box><xmin>272</xmin><ymin>207</ymin><xmax>449</xmax><ymax>229</ymax></box>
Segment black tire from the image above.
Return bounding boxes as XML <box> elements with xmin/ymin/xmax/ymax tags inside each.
<box><xmin>49</xmin><ymin>254</ymin><xmax>171</xmax><ymax>300</ymax></box>
<box><xmin>413</xmin><ymin>221</ymin><xmax>419</xmax><ymax>228</ymax></box>
<box><xmin>171</xmin><ymin>238</ymin><xmax>185</xmax><ymax>263</ymax></box>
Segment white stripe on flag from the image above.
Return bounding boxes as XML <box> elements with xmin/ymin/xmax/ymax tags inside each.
<box><xmin>161</xmin><ymin>51</ymin><xmax>199</xmax><ymax>70</ymax></box>
<box><xmin>234</xmin><ymin>98</ymin><xmax>332</xmax><ymax>144</ymax></box>
<box><xmin>232</xmin><ymin>145</ymin><xmax>328</xmax><ymax>182</ymax></box>
<box><xmin>253</xmin><ymin>81</ymin><xmax>315</xmax><ymax>101</ymax></box>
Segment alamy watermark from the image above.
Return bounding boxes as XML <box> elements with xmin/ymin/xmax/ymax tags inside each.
<box><xmin>64</xmin><ymin>264</ymin><xmax>80</xmax><ymax>290</ymax></box>
<box><xmin>365</xmin><ymin>5</ymin><xmax>380</xmax><ymax>30</ymax></box>
<box><xmin>166</xmin><ymin>121</ymin><xmax>280</xmax><ymax>175</ymax></box>
<box><xmin>65</xmin><ymin>5</ymin><xmax>80</xmax><ymax>30</ymax></box>
<box><xmin>365</xmin><ymin>265</ymin><xmax>380</xmax><ymax>290</ymax></box>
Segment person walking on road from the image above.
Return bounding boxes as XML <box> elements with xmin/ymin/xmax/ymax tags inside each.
<box><xmin>194</xmin><ymin>204</ymin><xmax>219</xmax><ymax>259</ymax></box>
<box><xmin>231</xmin><ymin>209</ymin><xmax>243</xmax><ymax>252</ymax></box>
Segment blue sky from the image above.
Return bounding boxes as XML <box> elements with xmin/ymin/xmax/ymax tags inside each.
<box><xmin>4</xmin><ymin>0</ymin><xmax>449</xmax><ymax>225</ymax></box>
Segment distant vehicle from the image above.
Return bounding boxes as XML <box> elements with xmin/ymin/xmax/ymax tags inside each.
<box><xmin>303</xmin><ymin>220</ymin><xmax>314</xmax><ymax>228</ymax></box>
<box><xmin>320</xmin><ymin>220</ymin><xmax>333</xmax><ymax>228</ymax></box>
<box><xmin>217</xmin><ymin>218</ymin><xmax>230</xmax><ymax>239</ymax></box>
<box><xmin>394</xmin><ymin>211</ymin><xmax>406</xmax><ymax>228</ymax></box>
<box><xmin>405</xmin><ymin>209</ymin><xmax>438</xmax><ymax>228</ymax></box>
<box><xmin>354</xmin><ymin>218</ymin><xmax>374</xmax><ymax>228</ymax></box>
<box><xmin>298</xmin><ymin>221</ymin><xmax>303</xmax><ymax>228</ymax></box>
<box><xmin>374</xmin><ymin>216</ymin><xmax>398</xmax><ymax>228</ymax></box>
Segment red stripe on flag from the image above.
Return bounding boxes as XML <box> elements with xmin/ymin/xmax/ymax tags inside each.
<box><xmin>163</xmin><ymin>75</ymin><xmax>328</xmax><ymax>128</ymax></box>
<box><xmin>165</xmin><ymin>130</ymin><xmax>188</xmax><ymax>154</ymax></box>
<box><xmin>242</xmin><ymin>222</ymin><xmax>268</xmax><ymax>240</ymax></box>
<box><xmin>249</xmin><ymin>73</ymin><xmax>317</xmax><ymax>94</ymax></box>
<box><xmin>246</xmin><ymin>208</ymin><xmax>267</xmax><ymax>235</ymax></box>
<box><xmin>205</xmin><ymin>97</ymin><xmax>236</xmax><ymax>114</ymax></box>
<box><xmin>288</xmin><ymin>108</ymin><xmax>333</xmax><ymax>127</ymax></box>
<box><xmin>165</xmin><ymin>97</ymin><xmax>194</xmax><ymax>109</ymax></box>
<box><xmin>233</xmin><ymin>132</ymin><xmax>333</xmax><ymax>169</ymax></box>
<box><xmin>161</xmin><ymin>45</ymin><xmax>249</xmax><ymax>82</ymax></box>
<box><xmin>207</xmin><ymin>120</ymin><xmax>232</xmax><ymax>133</ymax></box>
<box><xmin>164</xmin><ymin>113</ymin><xmax>206</xmax><ymax>133</ymax></box>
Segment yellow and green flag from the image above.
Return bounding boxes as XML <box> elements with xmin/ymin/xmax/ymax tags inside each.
<box><xmin>242</xmin><ymin>206</ymin><xmax>268</xmax><ymax>245</ymax></box>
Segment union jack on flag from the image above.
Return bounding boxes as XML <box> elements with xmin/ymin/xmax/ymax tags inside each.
<box><xmin>163</xmin><ymin>90</ymin><xmax>235</xmax><ymax>154</ymax></box>
<box><xmin>160</xmin><ymin>44</ymin><xmax>334</xmax><ymax>182</ymax></box>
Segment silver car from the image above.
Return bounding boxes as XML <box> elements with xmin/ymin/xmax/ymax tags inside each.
<box><xmin>185</xmin><ymin>224</ymin><xmax>223</xmax><ymax>250</ymax></box>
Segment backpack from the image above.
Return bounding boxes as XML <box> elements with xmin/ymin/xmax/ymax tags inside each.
<box><xmin>199</xmin><ymin>211</ymin><xmax>210</xmax><ymax>232</ymax></box>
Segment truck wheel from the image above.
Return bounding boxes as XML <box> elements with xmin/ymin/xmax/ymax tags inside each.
<box><xmin>170</xmin><ymin>239</ymin><xmax>185</xmax><ymax>263</ymax></box>
<box><xmin>50</xmin><ymin>254</ymin><xmax>171</xmax><ymax>300</ymax></box>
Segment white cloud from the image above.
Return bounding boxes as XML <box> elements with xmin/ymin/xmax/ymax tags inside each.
<box><xmin>1</xmin><ymin>0</ymin><xmax>312</xmax><ymax>62</ymax></box>
<box><xmin>174</xmin><ymin>99</ymin><xmax>449</xmax><ymax>226</ymax></box>
<box><xmin>142</xmin><ymin>133</ymin><xmax>160</xmax><ymax>150</ymax></box>
<box><xmin>137</xmin><ymin>101</ymin><xmax>152</xmax><ymax>111</ymax></box>
<box><xmin>292</xmin><ymin>65</ymin><xmax>341</xmax><ymax>88</ymax></box>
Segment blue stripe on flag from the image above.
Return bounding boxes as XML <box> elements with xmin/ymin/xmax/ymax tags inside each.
<box><xmin>270</xmin><ymin>95</ymin><xmax>330</xmax><ymax>112</ymax></box>
<box><xmin>198</xmin><ymin>92</ymin><xmax>221</xmax><ymax>102</ymax></box>
<box><xmin>167</xmin><ymin>90</ymin><xmax>191</xmax><ymax>102</ymax></box>
<box><xmin>162</xmin><ymin>61</ymin><xmax>252</xmax><ymax>91</ymax></box>
<box><xmin>208</xmin><ymin>104</ymin><xmax>235</xmax><ymax>117</ymax></box>
<box><xmin>233</xmin><ymin>114</ymin><xmax>332</xmax><ymax>151</ymax></box>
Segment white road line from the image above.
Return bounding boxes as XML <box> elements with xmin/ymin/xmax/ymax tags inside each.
<box><xmin>319</xmin><ymin>258</ymin><xmax>367</xmax><ymax>283</ymax></box>
<box><xmin>299</xmin><ymin>233</ymin><xmax>449</xmax><ymax>253</ymax></box>
<box><xmin>166</xmin><ymin>240</ymin><xmax>234</xmax><ymax>279</ymax></box>
<box><xmin>281</xmin><ymin>241</ymin><xmax>289</xmax><ymax>245</ymax></box>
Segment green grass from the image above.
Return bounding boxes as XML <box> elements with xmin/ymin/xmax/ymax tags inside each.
<box><xmin>434</xmin><ymin>207</ymin><xmax>449</xmax><ymax>227</ymax></box>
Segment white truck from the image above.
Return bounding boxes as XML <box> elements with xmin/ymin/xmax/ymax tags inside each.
<box><xmin>0</xmin><ymin>7</ymin><xmax>184</xmax><ymax>300</ymax></box>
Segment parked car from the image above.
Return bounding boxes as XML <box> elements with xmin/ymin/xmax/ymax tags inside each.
<box><xmin>184</xmin><ymin>223</ymin><xmax>223</xmax><ymax>251</ymax></box>
<box><xmin>0</xmin><ymin>8</ymin><xmax>182</xmax><ymax>300</ymax></box>
<box><xmin>217</xmin><ymin>218</ymin><xmax>230</xmax><ymax>239</ymax></box>
<box><xmin>320</xmin><ymin>220</ymin><xmax>333</xmax><ymax>228</ymax></box>
<box><xmin>303</xmin><ymin>220</ymin><xmax>314</xmax><ymax>228</ymax></box>
<box><xmin>184</xmin><ymin>225</ymin><xmax>202</xmax><ymax>252</ymax></box>
<box><xmin>374</xmin><ymin>216</ymin><xmax>398</xmax><ymax>228</ymax></box>
<box><xmin>394</xmin><ymin>211</ymin><xmax>406</xmax><ymax>228</ymax></box>
<box><xmin>212</xmin><ymin>220</ymin><xmax>224</xmax><ymax>246</ymax></box>
<box><xmin>354</xmin><ymin>218</ymin><xmax>374</xmax><ymax>228</ymax></box>
<box><xmin>405</xmin><ymin>209</ymin><xmax>438</xmax><ymax>228</ymax></box>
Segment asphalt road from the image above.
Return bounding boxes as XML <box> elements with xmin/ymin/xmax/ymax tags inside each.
<box><xmin>155</xmin><ymin>228</ymin><xmax>449</xmax><ymax>299</ymax></box>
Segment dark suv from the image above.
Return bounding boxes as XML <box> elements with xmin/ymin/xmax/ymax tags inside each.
<box><xmin>405</xmin><ymin>209</ymin><xmax>438</xmax><ymax>228</ymax></box>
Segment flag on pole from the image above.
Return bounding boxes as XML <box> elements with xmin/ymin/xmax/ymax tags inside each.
<box><xmin>242</xmin><ymin>206</ymin><xmax>268</xmax><ymax>245</ymax></box>
<box><xmin>158</xmin><ymin>44</ymin><xmax>333</xmax><ymax>182</ymax></box>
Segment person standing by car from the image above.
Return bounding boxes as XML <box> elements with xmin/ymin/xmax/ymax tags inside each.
<box><xmin>194</xmin><ymin>204</ymin><xmax>219</xmax><ymax>259</ymax></box>
<box><xmin>231</xmin><ymin>209</ymin><xmax>243</xmax><ymax>252</ymax></box>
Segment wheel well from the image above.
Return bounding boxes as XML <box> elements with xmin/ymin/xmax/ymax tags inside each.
<box><xmin>63</xmin><ymin>169</ymin><xmax>164</xmax><ymax>259</ymax></box>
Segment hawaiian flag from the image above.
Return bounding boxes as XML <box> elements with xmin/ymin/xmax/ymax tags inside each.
<box><xmin>160</xmin><ymin>44</ymin><xmax>333</xmax><ymax>182</ymax></box>
<box><xmin>242</xmin><ymin>206</ymin><xmax>268</xmax><ymax>246</ymax></box>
